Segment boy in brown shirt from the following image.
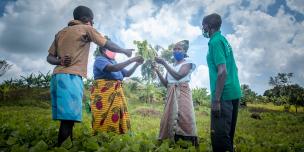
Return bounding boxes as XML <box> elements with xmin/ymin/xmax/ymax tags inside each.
<box><xmin>47</xmin><ymin>6</ymin><xmax>135</xmax><ymax>146</ymax></box>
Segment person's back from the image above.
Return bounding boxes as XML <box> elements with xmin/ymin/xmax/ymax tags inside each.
<box><xmin>46</xmin><ymin>5</ymin><xmax>134</xmax><ymax>147</ymax></box>
<box><xmin>49</xmin><ymin>20</ymin><xmax>107</xmax><ymax>78</ymax></box>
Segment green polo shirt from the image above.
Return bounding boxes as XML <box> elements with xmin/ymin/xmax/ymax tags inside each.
<box><xmin>206</xmin><ymin>31</ymin><xmax>241</xmax><ymax>101</ymax></box>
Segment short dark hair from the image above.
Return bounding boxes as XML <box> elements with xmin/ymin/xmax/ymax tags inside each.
<box><xmin>202</xmin><ymin>13</ymin><xmax>222</xmax><ymax>31</ymax></box>
<box><xmin>73</xmin><ymin>6</ymin><xmax>94</xmax><ymax>23</ymax></box>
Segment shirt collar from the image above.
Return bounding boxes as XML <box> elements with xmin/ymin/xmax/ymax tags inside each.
<box><xmin>209</xmin><ymin>31</ymin><xmax>221</xmax><ymax>42</ymax></box>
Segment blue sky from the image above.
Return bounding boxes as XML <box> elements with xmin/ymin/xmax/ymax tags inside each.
<box><xmin>0</xmin><ymin>0</ymin><xmax>303</xmax><ymax>95</ymax></box>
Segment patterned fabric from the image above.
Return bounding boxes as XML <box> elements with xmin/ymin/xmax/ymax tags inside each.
<box><xmin>90</xmin><ymin>79</ymin><xmax>130</xmax><ymax>134</ymax></box>
<box><xmin>50</xmin><ymin>73</ymin><xmax>84</xmax><ymax>122</ymax></box>
<box><xmin>159</xmin><ymin>83</ymin><xmax>198</xmax><ymax>140</ymax></box>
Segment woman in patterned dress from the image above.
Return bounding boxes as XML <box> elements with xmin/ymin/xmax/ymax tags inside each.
<box><xmin>90</xmin><ymin>46</ymin><xmax>143</xmax><ymax>134</ymax></box>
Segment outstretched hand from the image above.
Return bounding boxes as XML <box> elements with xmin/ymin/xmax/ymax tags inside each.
<box><xmin>151</xmin><ymin>62</ymin><xmax>158</xmax><ymax>71</ymax></box>
<box><xmin>134</xmin><ymin>56</ymin><xmax>144</xmax><ymax>65</ymax></box>
<box><xmin>124</xmin><ymin>49</ymin><xmax>134</xmax><ymax>57</ymax></box>
<box><xmin>154</xmin><ymin>57</ymin><xmax>165</xmax><ymax>65</ymax></box>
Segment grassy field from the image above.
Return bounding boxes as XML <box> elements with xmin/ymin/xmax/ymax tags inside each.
<box><xmin>0</xmin><ymin>101</ymin><xmax>304</xmax><ymax>152</ymax></box>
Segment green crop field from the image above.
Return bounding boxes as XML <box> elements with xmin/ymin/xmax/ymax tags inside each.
<box><xmin>0</xmin><ymin>101</ymin><xmax>303</xmax><ymax>152</ymax></box>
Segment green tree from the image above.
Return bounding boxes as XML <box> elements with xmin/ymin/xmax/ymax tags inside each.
<box><xmin>21</xmin><ymin>74</ymin><xmax>35</xmax><ymax>88</ymax></box>
<box><xmin>133</xmin><ymin>40</ymin><xmax>159</xmax><ymax>84</ymax></box>
<box><xmin>268</xmin><ymin>73</ymin><xmax>293</xmax><ymax>97</ymax></box>
<box><xmin>241</xmin><ymin>84</ymin><xmax>258</xmax><ymax>106</ymax></box>
<box><xmin>0</xmin><ymin>60</ymin><xmax>12</xmax><ymax>77</ymax></box>
<box><xmin>286</xmin><ymin>84</ymin><xmax>304</xmax><ymax>113</ymax></box>
<box><xmin>40</xmin><ymin>71</ymin><xmax>52</xmax><ymax>88</ymax></box>
<box><xmin>264</xmin><ymin>72</ymin><xmax>304</xmax><ymax>112</ymax></box>
<box><xmin>122</xmin><ymin>77</ymin><xmax>142</xmax><ymax>100</ymax></box>
<box><xmin>133</xmin><ymin>40</ymin><xmax>159</xmax><ymax>103</ymax></box>
<box><xmin>192</xmin><ymin>87</ymin><xmax>210</xmax><ymax>106</ymax></box>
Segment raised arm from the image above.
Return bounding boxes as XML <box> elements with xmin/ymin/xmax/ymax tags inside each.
<box><xmin>155</xmin><ymin>57</ymin><xmax>191</xmax><ymax>81</ymax></box>
<box><xmin>104</xmin><ymin>41</ymin><xmax>133</xmax><ymax>57</ymax></box>
<box><xmin>86</xmin><ymin>27</ymin><xmax>133</xmax><ymax>57</ymax></box>
<box><xmin>105</xmin><ymin>56</ymin><xmax>143</xmax><ymax>72</ymax></box>
<box><xmin>123</xmin><ymin>57</ymin><xmax>144</xmax><ymax>77</ymax></box>
<box><xmin>152</xmin><ymin>64</ymin><xmax>168</xmax><ymax>87</ymax></box>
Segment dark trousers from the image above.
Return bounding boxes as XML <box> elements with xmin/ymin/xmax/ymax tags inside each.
<box><xmin>58</xmin><ymin>120</ymin><xmax>75</xmax><ymax>147</ymax></box>
<box><xmin>211</xmin><ymin>99</ymin><xmax>239</xmax><ymax>152</ymax></box>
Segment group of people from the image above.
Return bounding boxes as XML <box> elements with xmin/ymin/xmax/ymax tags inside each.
<box><xmin>47</xmin><ymin>5</ymin><xmax>241</xmax><ymax>152</ymax></box>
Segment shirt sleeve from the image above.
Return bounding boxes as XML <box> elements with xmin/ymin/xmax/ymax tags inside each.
<box><xmin>185</xmin><ymin>60</ymin><xmax>196</xmax><ymax>72</ymax></box>
<box><xmin>95</xmin><ymin>58</ymin><xmax>112</xmax><ymax>72</ymax></box>
<box><xmin>86</xmin><ymin>26</ymin><xmax>107</xmax><ymax>47</ymax></box>
<box><xmin>48</xmin><ymin>36</ymin><xmax>57</xmax><ymax>56</ymax></box>
<box><xmin>121</xmin><ymin>69</ymin><xmax>128</xmax><ymax>77</ymax></box>
<box><xmin>211</xmin><ymin>40</ymin><xmax>226</xmax><ymax>66</ymax></box>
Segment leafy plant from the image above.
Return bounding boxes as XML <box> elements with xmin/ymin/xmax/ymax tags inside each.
<box><xmin>241</xmin><ymin>84</ymin><xmax>258</xmax><ymax>106</ymax></box>
<box><xmin>0</xmin><ymin>103</ymin><xmax>304</xmax><ymax>151</ymax></box>
<box><xmin>0</xmin><ymin>60</ymin><xmax>12</xmax><ymax>77</ymax></box>
<box><xmin>133</xmin><ymin>40</ymin><xmax>166</xmax><ymax>103</ymax></box>
<box><xmin>264</xmin><ymin>73</ymin><xmax>304</xmax><ymax>112</ymax></box>
<box><xmin>133</xmin><ymin>40</ymin><xmax>159</xmax><ymax>84</ymax></box>
<box><xmin>192</xmin><ymin>87</ymin><xmax>210</xmax><ymax>107</ymax></box>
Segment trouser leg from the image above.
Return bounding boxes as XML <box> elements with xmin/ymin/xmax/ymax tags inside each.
<box><xmin>230</xmin><ymin>99</ymin><xmax>239</xmax><ymax>150</ymax></box>
<box><xmin>58</xmin><ymin>120</ymin><xmax>75</xmax><ymax>147</ymax></box>
<box><xmin>211</xmin><ymin>100</ymin><xmax>233</xmax><ymax>152</ymax></box>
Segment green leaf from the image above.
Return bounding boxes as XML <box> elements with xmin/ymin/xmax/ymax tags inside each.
<box><xmin>29</xmin><ymin>140</ymin><xmax>48</xmax><ymax>152</ymax></box>
<box><xmin>83</xmin><ymin>137</ymin><xmax>99</xmax><ymax>151</ymax></box>
<box><xmin>60</xmin><ymin>137</ymin><xmax>72</xmax><ymax>150</ymax></box>
<box><xmin>11</xmin><ymin>144</ymin><xmax>29</xmax><ymax>152</ymax></box>
<box><xmin>54</xmin><ymin>147</ymin><xmax>69</xmax><ymax>152</ymax></box>
<box><xmin>6</xmin><ymin>136</ymin><xmax>17</xmax><ymax>145</ymax></box>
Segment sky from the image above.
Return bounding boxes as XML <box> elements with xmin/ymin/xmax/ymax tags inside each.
<box><xmin>0</xmin><ymin>0</ymin><xmax>303</xmax><ymax>94</ymax></box>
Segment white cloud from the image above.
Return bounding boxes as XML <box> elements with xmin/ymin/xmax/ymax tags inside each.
<box><xmin>0</xmin><ymin>53</ymin><xmax>53</xmax><ymax>81</ymax></box>
<box><xmin>202</xmin><ymin>0</ymin><xmax>240</xmax><ymax>15</ymax></box>
<box><xmin>1</xmin><ymin>0</ymin><xmax>303</xmax><ymax>95</ymax></box>
<box><xmin>225</xmin><ymin>6</ymin><xmax>304</xmax><ymax>93</ymax></box>
<box><xmin>246</xmin><ymin>0</ymin><xmax>276</xmax><ymax>11</ymax></box>
<box><xmin>194</xmin><ymin>0</ymin><xmax>304</xmax><ymax>93</ymax></box>
<box><xmin>120</xmin><ymin>0</ymin><xmax>202</xmax><ymax>49</ymax></box>
<box><xmin>127</xmin><ymin>0</ymin><xmax>156</xmax><ymax>21</ymax></box>
<box><xmin>190</xmin><ymin>65</ymin><xmax>210</xmax><ymax>90</ymax></box>
<box><xmin>0</xmin><ymin>0</ymin><xmax>131</xmax><ymax>81</ymax></box>
<box><xmin>0</xmin><ymin>61</ymin><xmax>23</xmax><ymax>81</ymax></box>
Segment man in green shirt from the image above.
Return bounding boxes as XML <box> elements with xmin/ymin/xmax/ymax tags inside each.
<box><xmin>202</xmin><ymin>13</ymin><xmax>241</xmax><ymax>152</ymax></box>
